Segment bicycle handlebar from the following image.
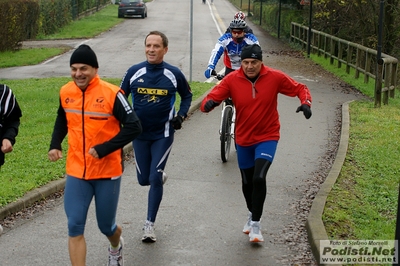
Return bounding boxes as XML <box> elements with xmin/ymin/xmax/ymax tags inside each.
<box><xmin>211</xmin><ymin>70</ymin><xmax>224</xmax><ymax>81</ymax></box>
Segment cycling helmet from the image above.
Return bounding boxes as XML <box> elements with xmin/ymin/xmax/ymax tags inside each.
<box><xmin>234</xmin><ymin>11</ymin><xmax>246</xmax><ymax>21</ymax></box>
<box><xmin>229</xmin><ymin>19</ymin><xmax>247</xmax><ymax>30</ymax></box>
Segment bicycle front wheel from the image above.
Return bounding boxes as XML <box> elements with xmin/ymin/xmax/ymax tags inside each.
<box><xmin>220</xmin><ymin>106</ymin><xmax>233</xmax><ymax>162</ymax></box>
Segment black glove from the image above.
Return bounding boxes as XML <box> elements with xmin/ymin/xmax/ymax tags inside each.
<box><xmin>171</xmin><ymin>115</ymin><xmax>184</xmax><ymax>130</ymax></box>
<box><xmin>204</xmin><ymin>100</ymin><xmax>219</xmax><ymax>112</ymax></box>
<box><xmin>296</xmin><ymin>104</ymin><xmax>312</xmax><ymax>119</ymax></box>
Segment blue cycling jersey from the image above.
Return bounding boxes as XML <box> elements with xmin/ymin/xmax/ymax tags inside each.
<box><xmin>207</xmin><ymin>33</ymin><xmax>259</xmax><ymax>70</ymax></box>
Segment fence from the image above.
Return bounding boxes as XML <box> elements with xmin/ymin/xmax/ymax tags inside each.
<box><xmin>290</xmin><ymin>22</ymin><xmax>398</xmax><ymax>106</ymax></box>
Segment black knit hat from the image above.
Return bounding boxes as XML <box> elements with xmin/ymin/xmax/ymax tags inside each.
<box><xmin>241</xmin><ymin>44</ymin><xmax>262</xmax><ymax>61</ymax></box>
<box><xmin>70</xmin><ymin>44</ymin><xmax>99</xmax><ymax>68</ymax></box>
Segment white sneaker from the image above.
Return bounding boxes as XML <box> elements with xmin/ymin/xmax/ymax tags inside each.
<box><xmin>142</xmin><ymin>220</ymin><xmax>156</xmax><ymax>243</ymax></box>
<box><xmin>0</xmin><ymin>224</ymin><xmax>3</xmax><ymax>235</ymax></box>
<box><xmin>249</xmin><ymin>221</ymin><xmax>264</xmax><ymax>242</ymax></box>
<box><xmin>242</xmin><ymin>212</ymin><xmax>252</xmax><ymax>234</ymax></box>
<box><xmin>108</xmin><ymin>236</ymin><xmax>124</xmax><ymax>266</ymax></box>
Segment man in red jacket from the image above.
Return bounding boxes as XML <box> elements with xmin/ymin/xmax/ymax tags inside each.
<box><xmin>200</xmin><ymin>44</ymin><xmax>312</xmax><ymax>243</ymax></box>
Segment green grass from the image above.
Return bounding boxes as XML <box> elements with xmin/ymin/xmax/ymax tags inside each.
<box><xmin>309</xmin><ymin>54</ymin><xmax>376</xmax><ymax>98</ymax></box>
<box><xmin>0</xmin><ymin>77</ymin><xmax>213</xmax><ymax>207</ymax></box>
<box><xmin>311</xmin><ymin>55</ymin><xmax>400</xmax><ymax>248</ymax></box>
<box><xmin>0</xmin><ymin>48</ymin><xmax>71</xmax><ymax>68</ymax></box>
<box><xmin>0</xmin><ymin>78</ymin><xmax>69</xmax><ymax>206</ymax></box>
<box><xmin>36</xmin><ymin>5</ymin><xmax>122</xmax><ymax>40</ymax></box>
<box><xmin>0</xmin><ymin>4</ymin><xmax>123</xmax><ymax>68</ymax></box>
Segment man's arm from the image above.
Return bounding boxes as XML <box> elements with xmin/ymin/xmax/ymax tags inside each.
<box><xmin>49</xmin><ymin>101</ymin><xmax>68</xmax><ymax>151</ymax></box>
<box><xmin>94</xmin><ymin>91</ymin><xmax>142</xmax><ymax>158</ymax></box>
<box><xmin>205</xmin><ymin>34</ymin><xmax>232</xmax><ymax>79</ymax></box>
<box><xmin>278</xmin><ymin>72</ymin><xmax>312</xmax><ymax>119</ymax></box>
<box><xmin>0</xmin><ymin>85</ymin><xmax>22</xmax><ymax>146</ymax></box>
<box><xmin>176</xmin><ymin>78</ymin><xmax>193</xmax><ymax>118</ymax></box>
<box><xmin>48</xmin><ymin>100</ymin><xmax>68</xmax><ymax>162</ymax></box>
<box><xmin>119</xmin><ymin>68</ymin><xmax>133</xmax><ymax>99</ymax></box>
<box><xmin>200</xmin><ymin>79</ymin><xmax>232</xmax><ymax>112</ymax></box>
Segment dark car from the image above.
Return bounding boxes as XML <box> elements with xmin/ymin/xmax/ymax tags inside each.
<box><xmin>118</xmin><ymin>0</ymin><xmax>147</xmax><ymax>18</ymax></box>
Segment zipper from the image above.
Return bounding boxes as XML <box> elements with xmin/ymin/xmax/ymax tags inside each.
<box><xmin>82</xmin><ymin>90</ymin><xmax>86</xmax><ymax>179</ymax></box>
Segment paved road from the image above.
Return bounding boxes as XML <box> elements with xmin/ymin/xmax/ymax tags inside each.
<box><xmin>0</xmin><ymin>0</ymin><xmax>364</xmax><ymax>265</ymax></box>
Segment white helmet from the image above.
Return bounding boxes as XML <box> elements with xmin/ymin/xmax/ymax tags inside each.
<box><xmin>229</xmin><ymin>19</ymin><xmax>247</xmax><ymax>30</ymax></box>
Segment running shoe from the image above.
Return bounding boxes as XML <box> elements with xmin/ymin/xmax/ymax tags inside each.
<box><xmin>142</xmin><ymin>220</ymin><xmax>156</xmax><ymax>243</ymax></box>
<box><xmin>249</xmin><ymin>221</ymin><xmax>264</xmax><ymax>242</ymax></box>
<box><xmin>0</xmin><ymin>224</ymin><xmax>3</xmax><ymax>235</ymax></box>
<box><xmin>108</xmin><ymin>236</ymin><xmax>124</xmax><ymax>266</ymax></box>
<box><xmin>242</xmin><ymin>212</ymin><xmax>252</xmax><ymax>234</ymax></box>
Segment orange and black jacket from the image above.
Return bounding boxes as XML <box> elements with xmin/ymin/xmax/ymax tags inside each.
<box><xmin>49</xmin><ymin>75</ymin><xmax>142</xmax><ymax>179</ymax></box>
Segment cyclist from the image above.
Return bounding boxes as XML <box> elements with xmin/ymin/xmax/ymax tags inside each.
<box><xmin>225</xmin><ymin>11</ymin><xmax>253</xmax><ymax>34</ymax></box>
<box><xmin>204</xmin><ymin>18</ymin><xmax>259</xmax><ymax>79</ymax></box>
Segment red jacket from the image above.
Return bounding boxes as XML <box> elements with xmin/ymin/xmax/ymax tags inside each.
<box><xmin>201</xmin><ymin>65</ymin><xmax>312</xmax><ymax>146</ymax></box>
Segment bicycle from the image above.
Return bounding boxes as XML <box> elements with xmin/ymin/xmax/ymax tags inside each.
<box><xmin>212</xmin><ymin>73</ymin><xmax>236</xmax><ymax>162</ymax></box>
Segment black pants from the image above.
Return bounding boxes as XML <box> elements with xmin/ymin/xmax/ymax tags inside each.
<box><xmin>240</xmin><ymin>158</ymin><xmax>272</xmax><ymax>221</ymax></box>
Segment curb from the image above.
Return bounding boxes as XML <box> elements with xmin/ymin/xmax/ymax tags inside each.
<box><xmin>0</xmin><ymin>88</ymin><xmax>210</xmax><ymax>222</ymax></box>
<box><xmin>306</xmin><ymin>101</ymin><xmax>352</xmax><ymax>266</ymax></box>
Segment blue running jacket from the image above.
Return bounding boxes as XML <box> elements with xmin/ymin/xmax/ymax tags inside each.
<box><xmin>120</xmin><ymin>61</ymin><xmax>192</xmax><ymax>141</ymax></box>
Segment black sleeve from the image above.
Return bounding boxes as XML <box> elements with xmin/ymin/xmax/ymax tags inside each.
<box><xmin>49</xmin><ymin>100</ymin><xmax>68</xmax><ymax>151</ymax></box>
<box><xmin>1</xmin><ymin>99</ymin><xmax>22</xmax><ymax>145</ymax></box>
<box><xmin>94</xmin><ymin>91</ymin><xmax>142</xmax><ymax>158</ymax></box>
<box><xmin>0</xmin><ymin>85</ymin><xmax>22</xmax><ymax>145</ymax></box>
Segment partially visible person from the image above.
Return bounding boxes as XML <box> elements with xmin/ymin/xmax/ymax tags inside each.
<box><xmin>120</xmin><ymin>31</ymin><xmax>192</xmax><ymax>243</ymax></box>
<box><xmin>48</xmin><ymin>44</ymin><xmax>142</xmax><ymax>266</ymax></box>
<box><xmin>225</xmin><ymin>11</ymin><xmax>253</xmax><ymax>34</ymax></box>
<box><xmin>0</xmin><ymin>84</ymin><xmax>22</xmax><ymax>235</ymax></box>
<box><xmin>200</xmin><ymin>44</ymin><xmax>312</xmax><ymax>243</ymax></box>
<box><xmin>205</xmin><ymin>18</ymin><xmax>259</xmax><ymax>79</ymax></box>
<box><xmin>0</xmin><ymin>84</ymin><xmax>22</xmax><ymax>168</ymax></box>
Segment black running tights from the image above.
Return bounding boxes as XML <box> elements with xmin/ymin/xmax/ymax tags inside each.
<box><xmin>240</xmin><ymin>158</ymin><xmax>272</xmax><ymax>221</ymax></box>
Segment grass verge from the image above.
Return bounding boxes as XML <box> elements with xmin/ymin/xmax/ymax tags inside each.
<box><xmin>0</xmin><ymin>4</ymin><xmax>122</xmax><ymax>68</ymax></box>
<box><xmin>310</xmin><ymin>55</ymin><xmax>399</xmax><ymax>249</ymax></box>
<box><xmin>36</xmin><ymin>4</ymin><xmax>121</xmax><ymax>40</ymax></box>
<box><xmin>0</xmin><ymin>48</ymin><xmax>71</xmax><ymax>68</ymax></box>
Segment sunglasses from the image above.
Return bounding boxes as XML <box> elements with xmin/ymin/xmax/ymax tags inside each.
<box><xmin>231</xmin><ymin>29</ymin><xmax>244</xmax><ymax>34</ymax></box>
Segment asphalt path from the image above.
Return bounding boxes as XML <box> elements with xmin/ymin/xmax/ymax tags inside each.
<box><xmin>0</xmin><ymin>0</ymin><xmax>364</xmax><ymax>265</ymax></box>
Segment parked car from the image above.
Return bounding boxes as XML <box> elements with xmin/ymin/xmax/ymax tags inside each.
<box><xmin>118</xmin><ymin>0</ymin><xmax>147</xmax><ymax>19</ymax></box>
